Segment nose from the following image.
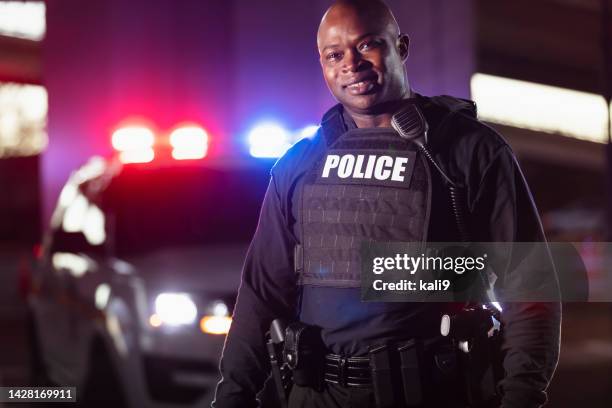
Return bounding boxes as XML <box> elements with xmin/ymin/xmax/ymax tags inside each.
<box><xmin>342</xmin><ymin>48</ymin><xmax>362</xmax><ymax>73</ymax></box>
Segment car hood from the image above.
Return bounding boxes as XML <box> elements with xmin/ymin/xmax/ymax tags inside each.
<box><xmin>118</xmin><ymin>244</ymin><xmax>247</xmax><ymax>293</ymax></box>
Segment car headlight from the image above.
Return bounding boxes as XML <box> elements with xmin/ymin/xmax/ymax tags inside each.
<box><xmin>152</xmin><ymin>293</ymin><xmax>197</xmax><ymax>326</ymax></box>
<box><xmin>199</xmin><ymin>300</ymin><xmax>232</xmax><ymax>335</ymax></box>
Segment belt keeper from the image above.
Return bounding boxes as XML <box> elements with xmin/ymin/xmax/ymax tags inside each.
<box><xmin>338</xmin><ymin>357</ymin><xmax>347</xmax><ymax>387</ymax></box>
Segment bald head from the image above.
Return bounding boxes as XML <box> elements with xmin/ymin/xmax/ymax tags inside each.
<box><xmin>317</xmin><ymin>0</ymin><xmax>400</xmax><ymax>51</ymax></box>
<box><xmin>316</xmin><ymin>0</ymin><xmax>410</xmax><ymax>121</ymax></box>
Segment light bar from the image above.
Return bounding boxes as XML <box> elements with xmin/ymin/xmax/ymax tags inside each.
<box><xmin>169</xmin><ymin>125</ymin><xmax>208</xmax><ymax>160</ymax></box>
<box><xmin>111</xmin><ymin>126</ymin><xmax>154</xmax><ymax>151</ymax></box>
<box><xmin>111</xmin><ymin>125</ymin><xmax>155</xmax><ymax>163</ymax></box>
<box><xmin>471</xmin><ymin>73</ymin><xmax>610</xmax><ymax>144</ymax></box>
<box><xmin>118</xmin><ymin>148</ymin><xmax>154</xmax><ymax>164</ymax></box>
<box><xmin>248</xmin><ymin>122</ymin><xmax>291</xmax><ymax>158</ymax></box>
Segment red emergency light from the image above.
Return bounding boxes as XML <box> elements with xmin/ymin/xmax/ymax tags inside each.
<box><xmin>169</xmin><ymin>125</ymin><xmax>208</xmax><ymax>160</ymax></box>
<box><xmin>111</xmin><ymin>122</ymin><xmax>209</xmax><ymax>163</ymax></box>
<box><xmin>111</xmin><ymin>125</ymin><xmax>155</xmax><ymax>164</ymax></box>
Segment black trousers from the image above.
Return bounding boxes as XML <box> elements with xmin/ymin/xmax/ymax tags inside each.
<box><xmin>288</xmin><ymin>383</ymin><xmax>375</xmax><ymax>408</ymax></box>
<box><xmin>287</xmin><ymin>383</ymin><xmax>477</xmax><ymax>408</ymax></box>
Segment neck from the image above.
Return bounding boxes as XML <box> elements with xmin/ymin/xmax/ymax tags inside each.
<box><xmin>345</xmin><ymin>89</ymin><xmax>413</xmax><ymax>128</ymax></box>
<box><xmin>348</xmin><ymin>111</ymin><xmax>392</xmax><ymax>128</ymax></box>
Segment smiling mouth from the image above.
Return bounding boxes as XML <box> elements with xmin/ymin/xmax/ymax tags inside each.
<box><xmin>344</xmin><ymin>77</ymin><xmax>378</xmax><ymax>95</ymax></box>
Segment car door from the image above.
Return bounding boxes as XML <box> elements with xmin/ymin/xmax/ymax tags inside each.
<box><xmin>40</xmin><ymin>187</ymin><xmax>107</xmax><ymax>383</ymax></box>
<box><xmin>35</xmin><ymin>226</ymin><xmax>84</xmax><ymax>379</ymax></box>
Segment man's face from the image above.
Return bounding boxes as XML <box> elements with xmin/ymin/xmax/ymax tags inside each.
<box><xmin>318</xmin><ymin>10</ymin><xmax>408</xmax><ymax>115</ymax></box>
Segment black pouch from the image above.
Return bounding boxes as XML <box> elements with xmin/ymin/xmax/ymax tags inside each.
<box><xmin>397</xmin><ymin>337</ymin><xmax>464</xmax><ymax>407</ymax></box>
<box><xmin>397</xmin><ymin>339</ymin><xmax>424</xmax><ymax>407</ymax></box>
<box><xmin>283</xmin><ymin>322</ymin><xmax>324</xmax><ymax>390</ymax></box>
<box><xmin>369</xmin><ymin>344</ymin><xmax>402</xmax><ymax>408</ymax></box>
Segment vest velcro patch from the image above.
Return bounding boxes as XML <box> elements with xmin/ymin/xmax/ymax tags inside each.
<box><xmin>317</xmin><ymin>149</ymin><xmax>417</xmax><ymax>188</ymax></box>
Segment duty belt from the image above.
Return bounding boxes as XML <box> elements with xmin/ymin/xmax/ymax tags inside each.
<box><xmin>323</xmin><ymin>354</ymin><xmax>371</xmax><ymax>388</ymax></box>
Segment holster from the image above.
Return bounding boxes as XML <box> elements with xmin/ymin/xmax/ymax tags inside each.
<box><xmin>459</xmin><ymin>333</ymin><xmax>503</xmax><ymax>406</ymax></box>
<box><xmin>265</xmin><ymin>319</ymin><xmax>291</xmax><ymax>408</ymax></box>
<box><xmin>283</xmin><ymin>322</ymin><xmax>325</xmax><ymax>390</ymax></box>
<box><xmin>442</xmin><ymin>306</ymin><xmax>504</xmax><ymax>407</ymax></box>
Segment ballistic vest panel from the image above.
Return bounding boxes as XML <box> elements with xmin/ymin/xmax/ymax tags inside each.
<box><xmin>297</xmin><ymin>128</ymin><xmax>431</xmax><ymax>287</ymax></box>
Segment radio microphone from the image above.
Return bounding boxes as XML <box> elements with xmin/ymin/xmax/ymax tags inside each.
<box><xmin>391</xmin><ymin>102</ymin><xmax>428</xmax><ymax>145</ymax></box>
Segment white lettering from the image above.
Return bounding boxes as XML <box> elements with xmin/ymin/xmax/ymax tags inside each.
<box><xmin>409</xmin><ymin>257</ymin><xmax>421</xmax><ymax>274</ymax></box>
<box><xmin>374</xmin><ymin>156</ymin><xmax>393</xmax><ymax>180</ymax></box>
<box><xmin>337</xmin><ymin>155</ymin><xmax>355</xmax><ymax>178</ymax></box>
<box><xmin>364</xmin><ymin>155</ymin><xmax>376</xmax><ymax>178</ymax></box>
<box><xmin>373</xmin><ymin>257</ymin><xmax>385</xmax><ymax>274</ymax></box>
<box><xmin>321</xmin><ymin>154</ymin><xmax>410</xmax><ymax>181</ymax></box>
<box><xmin>353</xmin><ymin>155</ymin><xmax>365</xmax><ymax>178</ymax></box>
<box><xmin>391</xmin><ymin>157</ymin><xmax>408</xmax><ymax>182</ymax></box>
<box><xmin>322</xmin><ymin>155</ymin><xmax>340</xmax><ymax>178</ymax></box>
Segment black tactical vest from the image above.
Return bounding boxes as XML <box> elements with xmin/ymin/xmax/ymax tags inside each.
<box><xmin>296</xmin><ymin>127</ymin><xmax>431</xmax><ymax>288</ymax></box>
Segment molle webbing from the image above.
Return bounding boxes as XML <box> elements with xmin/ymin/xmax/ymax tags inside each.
<box><xmin>297</xmin><ymin>129</ymin><xmax>430</xmax><ymax>287</ymax></box>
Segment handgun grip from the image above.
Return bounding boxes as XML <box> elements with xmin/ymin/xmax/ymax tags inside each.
<box><xmin>270</xmin><ymin>319</ymin><xmax>286</xmax><ymax>344</ymax></box>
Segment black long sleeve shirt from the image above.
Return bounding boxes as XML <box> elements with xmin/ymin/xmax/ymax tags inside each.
<box><xmin>212</xmin><ymin>96</ymin><xmax>561</xmax><ymax>408</ymax></box>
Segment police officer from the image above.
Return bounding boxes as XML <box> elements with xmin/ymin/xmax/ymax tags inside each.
<box><xmin>212</xmin><ymin>1</ymin><xmax>561</xmax><ymax>407</ymax></box>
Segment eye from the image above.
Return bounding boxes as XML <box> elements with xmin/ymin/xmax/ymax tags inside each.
<box><xmin>325</xmin><ymin>51</ymin><xmax>343</xmax><ymax>62</ymax></box>
<box><xmin>358</xmin><ymin>39</ymin><xmax>382</xmax><ymax>52</ymax></box>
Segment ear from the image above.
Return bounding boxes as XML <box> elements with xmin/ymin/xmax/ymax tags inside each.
<box><xmin>397</xmin><ymin>34</ymin><xmax>410</xmax><ymax>62</ymax></box>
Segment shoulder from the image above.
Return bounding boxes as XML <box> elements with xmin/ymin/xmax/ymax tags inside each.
<box><xmin>420</xmin><ymin>94</ymin><xmax>512</xmax><ymax>179</ymax></box>
<box><xmin>445</xmin><ymin>110</ymin><xmax>510</xmax><ymax>166</ymax></box>
<box><xmin>270</xmin><ymin>128</ymin><xmax>325</xmax><ymax>191</ymax></box>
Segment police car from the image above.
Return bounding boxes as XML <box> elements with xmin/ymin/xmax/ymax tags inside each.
<box><xmin>26</xmin><ymin>125</ymin><xmax>269</xmax><ymax>407</ymax></box>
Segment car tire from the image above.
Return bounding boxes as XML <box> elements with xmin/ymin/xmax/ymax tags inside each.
<box><xmin>79</xmin><ymin>338</ymin><xmax>128</xmax><ymax>408</ymax></box>
<box><xmin>27</xmin><ymin>311</ymin><xmax>52</xmax><ymax>386</ymax></box>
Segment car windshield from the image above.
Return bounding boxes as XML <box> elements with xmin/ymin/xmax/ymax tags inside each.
<box><xmin>103</xmin><ymin>164</ymin><xmax>269</xmax><ymax>256</ymax></box>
